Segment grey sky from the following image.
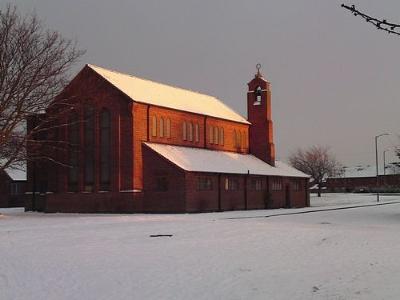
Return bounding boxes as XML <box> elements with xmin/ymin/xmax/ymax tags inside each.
<box><xmin>9</xmin><ymin>0</ymin><xmax>400</xmax><ymax>166</ymax></box>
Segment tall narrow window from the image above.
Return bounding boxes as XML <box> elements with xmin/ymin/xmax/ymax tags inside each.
<box><xmin>225</xmin><ymin>178</ymin><xmax>239</xmax><ymax>191</ymax></box>
<box><xmin>68</xmin><ymin>111</ymin><xmax>79</xmax><ymax>192</ymax></box>
<box><xmin>233</xmin><ymin>130</ymin><xmax>237</xmax><ymax>148</ymax></box>
<box><xmin>188</xmin><ymin>122</ymin><xmax>193</xmax><ymax>141</ymax></box>
<box><xmin>100</xmin><ymin>109</ymin><xmax>111</xmax><ymax>190</ymax></box>
<box><xmin>166</xmin><ymin>118</ymin><xmax>171</xmax><ymax>138</ymax></box>
<box><xmin>197</xmin><ymin>177</ymin><xmax>213</xmax><ymax>191</ymax></box>
<box><xmin>151</xmin><ymin>116</ymin><xmax>157</xmax><ymax>137</ymax></box>
<box><xmin>209</xmin><ymin>126</ymin><xmax>214</xmax><ymax>144</ymax></box>
<box><xmin>238</xmin><ymin>131</ymin><xmax>242</xmax><ymax>149</ymax></box>
<box><xmin>251</xmin><ymin>178</ymin><xmax>263</xmax><ymax>191</ymax></box>
<box><xmin>219</xmin><ymin>127</ymin><xmax>224</xmax><ymax>145</ymax></box>
<box><xmin>159</xmin><ymin>117</ymin><xmax>164</xmax><ymax>138</ymax></box>
<box><xmin>272</xmin><ymin>178</ymin><xmax>283</xmax><ymax>191</ymax></box>
<box><xmin>182</xmin><ymin>121</ymin><xmax>187</xmax><ymax>140</ymax></box>
<box><xmin>214</xmin><ymin>127</ymin><xmax>219</xmax><ymax>145</ymax></box>
<box><xmin>254</xmin><ymin>86</ymin><xmax>262</xmax><ymax>105</ymax></box>
<box><xmin>224</xmin><ymin>178</ymin><xmax>229</xmax><ymax>190</ymax></box>
<box><xmin>194</xmin><ymin>123</ymin><xmax>199</xmax><ymax>143</ymax></box>
<box><xmin>84</xmin><ymin>107</ymin><xmax>95</xmax><ymax>191</ymax></box>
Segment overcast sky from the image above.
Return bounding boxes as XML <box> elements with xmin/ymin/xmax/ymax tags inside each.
<box><xmin>10</xmin><ymin>0</ymin><xmax>400</xmax><ymax>167</ymax></box>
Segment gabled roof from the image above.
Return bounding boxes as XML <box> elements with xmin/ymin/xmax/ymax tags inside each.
<box><xmin>4</xmin><ymin>168</ymin><xmax>26</xmax><ymax>181</ymax></box>
<box><xmin>144</xmin><ymin>143</ymin><xmax>310</xmax><ymax>178</ymax></box>
<box><xmin>88</xmin><ymin>64</ymin><xmax>250</xmax><ymax>124</ymax></box>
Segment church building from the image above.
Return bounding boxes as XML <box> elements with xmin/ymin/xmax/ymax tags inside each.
<box><xmin>26</xmin><ymin>64</ymin><xmax>309</xmax><ymax>213</ymax></box>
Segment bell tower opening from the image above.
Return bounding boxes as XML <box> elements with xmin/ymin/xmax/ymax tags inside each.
<box><xmin>254</xmin><ymin>86</ymin><xmax>262</xmax><ymax>105</ymax></box>
<box><xmin>247</xmin><ymin>64</ymin><xmax>275</xmax><ymax>166</ymax></box>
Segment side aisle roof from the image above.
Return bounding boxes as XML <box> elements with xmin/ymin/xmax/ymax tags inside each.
<box><xmin>144</xmin><ymin>142</ymin><xmax>310</xmax><ymax>178</ymax></box>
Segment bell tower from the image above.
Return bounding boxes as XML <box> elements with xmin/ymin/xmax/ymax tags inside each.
<box><xmin>247</xmin><ymin>64</ymin><xmax>275</xmax><ymax>166</ymax></box>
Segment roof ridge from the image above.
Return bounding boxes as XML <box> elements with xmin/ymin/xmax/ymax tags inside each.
<box><xmin>87</xmin><ymin>64</ymin><xmax>220</xmax><ymax>100</ymax></box>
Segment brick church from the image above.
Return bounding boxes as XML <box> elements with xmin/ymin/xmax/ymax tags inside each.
<box><xmin>26</xmin><ymin>64</ymin><xmax>309</xmax><ymax>213</ymax></box>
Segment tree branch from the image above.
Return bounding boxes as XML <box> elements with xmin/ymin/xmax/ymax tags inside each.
<box><xmin>341</xmin><ymin>4</ymin><xmax>400</xmax><ymax>36</ymax></box>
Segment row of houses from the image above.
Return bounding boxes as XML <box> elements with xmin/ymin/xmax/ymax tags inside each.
<box><xmin>326</xmin><ymin>165</ymin><xmax>400</xmax><ymax>192</ymax></box>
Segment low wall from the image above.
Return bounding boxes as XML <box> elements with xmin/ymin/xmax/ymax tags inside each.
<box><xmin>25</xmin><ymin>191</ymin><xmax>143</xmax><ymax>213</ymax></box>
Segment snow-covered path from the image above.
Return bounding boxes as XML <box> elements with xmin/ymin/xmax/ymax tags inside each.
<box><xmin>1</xmin><ymin>194</ymin><xmax>400</xmax><ymax>300</ymax></box>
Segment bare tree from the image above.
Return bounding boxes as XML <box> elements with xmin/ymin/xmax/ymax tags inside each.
<box><xmin>289</xmin><ymin>146</ymin><xmax>341</xmax><ymax>197</ymax></box>
<box><xmin>341</xmin><ymin>4</ymin><xmax>400</xmax><ymax>36</ymax></box>
<box><xmin>0</xmin><ymin>4</ymin><xmax>85</xmax><ymax>171</ymax></box>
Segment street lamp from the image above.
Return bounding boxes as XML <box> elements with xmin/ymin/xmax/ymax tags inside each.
<box><xmin>375</xmin><ymin>133</ymin><xmax>389</xmax><ymax>202</ymax></box>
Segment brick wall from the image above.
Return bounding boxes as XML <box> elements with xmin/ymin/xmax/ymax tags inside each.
<box><xmin>146</xmin><ymin>106</ymin><xmax>249</xmax><ymax>152</ymax></box>
<box><xmin>185</xmin><ymin>172</ymin><xmax>219</xmax><ymax>212</ymax></box>
<box><xmin>27</xmin><ymin>66</ymin><xmax>136</xmax><ymax>195</ymax></box>
<box><xmin>37</xmin><ymin>191</ymin><xmax>142</xmax><ymax>213</ymax></box>
<box><xmin>220</xmin><ymin>175</ymin><xmax>246</xmax><ymax>211</ymax></box>
<box><xmin>142</xmin><ymin>144</ymin><xmax>186</xmax><ymax>213</ymax></box>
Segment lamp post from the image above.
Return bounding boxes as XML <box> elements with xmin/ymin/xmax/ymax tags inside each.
<box><xmin>375</xmin><ymin>133</ymin><xmax>389</xmax><ymax>202</ymax></box>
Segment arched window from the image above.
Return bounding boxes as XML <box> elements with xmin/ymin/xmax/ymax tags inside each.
<box><xmin>219</xmin><ymin>127</ymin><xmax>224</xmax><ymax>145</ymax></box>
<box><xmin>237</xmin><ymin>131</ymin><xmax>242</xmax><ymax>149</ymax></box>
<box><xmin>182</xmin><ymin>121</ymin><xmax>187</xmax><ymax>140</ymax></box>
<box><xmin>254</xmin><ymin>86</ymin><xmax>262</xmax><ymax>105</ymax></box>
<box><xmin>166</xmin><ymin>118</ymin><xmax>171</xmax><ymax>138</ymax></box>
<box><xmin>214</xmin><ymin>127</ymin><xmax>219</xmax><ymax>145</ymax></box>
<box><xmin>209</xmin><ymin>126</ymin><xmax>214</xmax><ymax>144</ymax></box>
<box><xmin>84</xmin><ymin>107</ymin><xmax>95</xmax><ymax>191</ymax></box>
<box><xmin>188</xmin><ymin>122</ymin><xmax>193</xmax><ymax>141</ymax></box>
<box><xmin>100</xmin><ymin>109</ymin><xmax>111</xmax><ymax>190</ymax></box>
<box><xmin>159</xmin><ymin>117</ymin><xmax>164</xmax><ymax>138</ymax></box>
<box><xmin>68</xmin><ymin>111</ymin><xmax>79</xmax><ymax>192</ymax></box>
<box><xmin>194</xmin><ymin>123</ymin><xmax>199</xmax><ymax>143</ymax></box>
<box><xmin>151</xmin><ymin>116</ymin><xmax>157</xmax><ymax>137</ymax></box>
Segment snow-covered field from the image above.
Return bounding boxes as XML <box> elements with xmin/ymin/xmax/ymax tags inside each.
<box><xmin>1</xmin><ymin>193</ymin><xmax>400</xmax><ymax>300</ymax></box>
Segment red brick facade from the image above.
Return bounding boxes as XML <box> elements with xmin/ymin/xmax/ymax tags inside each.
<box><xmin>25</xmin><ymin>65</ymin><xmax>309</xmax><ymax>213</ymax></box>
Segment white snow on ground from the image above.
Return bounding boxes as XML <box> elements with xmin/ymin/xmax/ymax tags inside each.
<box><xmin>1</xmin><ymin>193</ymin><xmax>400</xmax><ymax>300</ymax></box>
<box><xmin>311</xmin><ymin>192</ymin><xmax>400</xmax><ymax>207</ymax></box>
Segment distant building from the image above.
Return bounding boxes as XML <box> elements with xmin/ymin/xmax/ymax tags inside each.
<box><xmin>25</xmin><ymin>64</ymin><xmax>309</xmax><ymax>213</ymax></box>
<box><xmin>0</xmin><ymin>169</ymin><xmax>27</xmax><ymax>207</ymax></box>
<box><xmin>326</xmin><ymin>165</ymin><xmax>400</xmax><ymax>192</ymax></box>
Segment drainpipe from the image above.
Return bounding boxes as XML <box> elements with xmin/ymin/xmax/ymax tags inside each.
<box><xmin>204</xmin><ymin>116</ymin><xmax>207</xmax><ymax>149</ymax></box>
<box><xmin>218</xmin><ymin>174</ymin><xmax>221</xmax><ymax>211</ymax></box>
<box><xmin>146</xmin><ymin>105</ymin><xmax>150</xmax><ymax>141</ymax></box>
<box><xmin>32</xmin><ymin>161</ymin><xmax>36</xmax><ymax>211</ymax></box>
<box><xmin>244</xmin><ymin>170</ymin><xmax>249</xmax><ymax>210</ymax></box>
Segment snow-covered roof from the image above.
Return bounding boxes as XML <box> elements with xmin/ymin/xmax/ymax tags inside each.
<box><xmin>4</xmin><ymin>168</ymin><xmax>27</xmax><ymax>181</ymax></box>
<box><xmin>88</xmin><ymin>64</ymin><xmax>250</xmax><ymax>125</ymax></box>
<box><xmin>331</xmin><ymin>164</ymin><xmax>396</xmax><ymax>179</ymax></box>
<box><xmin>144</xmin><ymin>143</ymin><xmax>309</xmax><ymax>178</ymax></box>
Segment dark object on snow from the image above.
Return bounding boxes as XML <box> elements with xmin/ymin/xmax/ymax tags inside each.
<box><xmin>149</xmin><ymin>234</ymin><xmax>173</xmax><ymax>238</ymax></box>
